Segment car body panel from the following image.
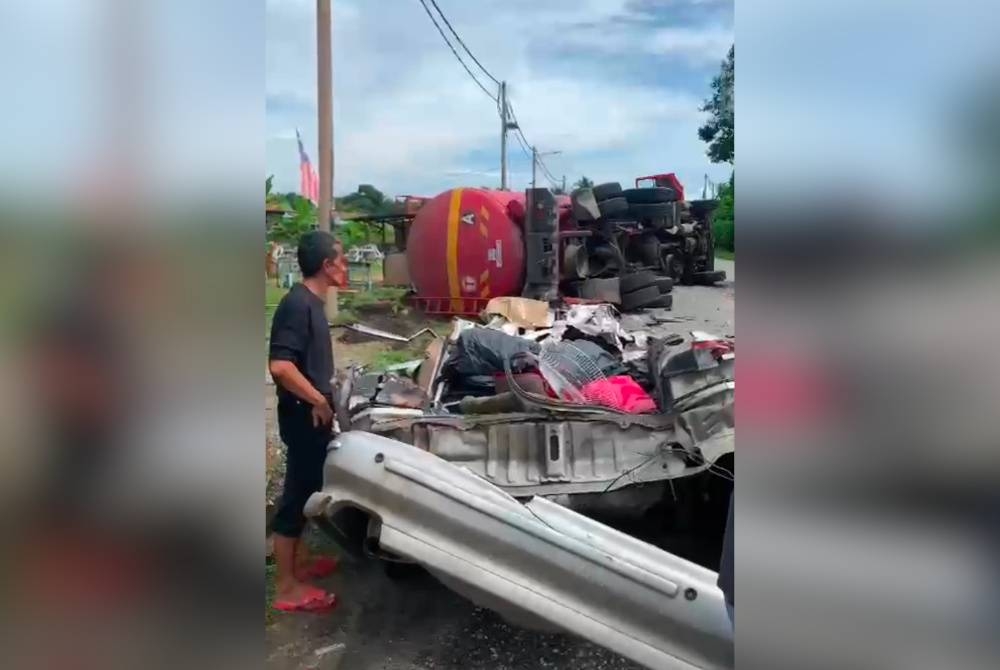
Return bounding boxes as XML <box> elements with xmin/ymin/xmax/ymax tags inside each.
<box><xmin>305</xmin><ymin>431</ymin><xmax>734</xmax><ymax>670</ymax></box>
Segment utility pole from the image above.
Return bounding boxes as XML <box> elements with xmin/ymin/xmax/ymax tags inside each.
<box><xmin>317</xmin><ymin>0</ymin><xmax>333</xmax><ymax>232</ymax></box>
<box><xmin>499</xmin><ymin>81</ymin><xmax>509</xmax><ymax>190</ymax></box>
<box><xmin>561</xmin><ymin>175</ymin><xmax>566</xmax><ymax>193</ymax></box>
<box><xmin>531</xmin><ymin>146</ymin><xmax>536</xmax><ymax>192</ymax></box>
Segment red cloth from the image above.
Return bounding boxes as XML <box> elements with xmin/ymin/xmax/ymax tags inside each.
<box><xmin>581</xmin><ymin>376</ymin><xmax>658</xmax><ymax>413</ymax></box>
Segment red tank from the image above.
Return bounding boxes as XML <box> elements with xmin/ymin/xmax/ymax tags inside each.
<box><xmin>407</xmin><ymin>188</ymin><xmax>572</xmax><ymax>303</ymax></box>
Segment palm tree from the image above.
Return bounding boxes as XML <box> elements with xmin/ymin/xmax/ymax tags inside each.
<box><xmin>573</xmin><ymin>176</ymin><xmax>595</xmax><ymax>189</ymax></box>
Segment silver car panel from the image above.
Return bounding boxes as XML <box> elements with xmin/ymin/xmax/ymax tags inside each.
<box><xmin>306</xmin><ymin>431</ymin><xmax>734</xmax><ymax>670</ymax></box>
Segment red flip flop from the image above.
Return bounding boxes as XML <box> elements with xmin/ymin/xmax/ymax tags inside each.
<box><xmin>300</xmin><ymin>556</ymin><xmax>339</xmax><ymax>580</ymax></box>
<box><xmin>273</xmin><ymin>586</ymin><xmax>338</xmax><ymax>613</ymax></box>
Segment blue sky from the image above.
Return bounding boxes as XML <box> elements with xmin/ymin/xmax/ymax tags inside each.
<box><xmin>266</xmin><ymin>0</ymin><xmax>733</xmax><ymax>198</ymax></box>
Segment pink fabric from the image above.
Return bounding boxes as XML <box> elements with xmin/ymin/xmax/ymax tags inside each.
<box><xmin>581</xmin><ymin>376</ymin><xmax>658</xmax><ymax>414</ymax></box>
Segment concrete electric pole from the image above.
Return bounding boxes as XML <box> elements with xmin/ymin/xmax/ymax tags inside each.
<box><xmin>499</xmin><ymin>81</ymin><xmax>509</xmax><ymax>190</ymax></box>
<box><xmin>317</xmin><ymin>0</ymin><xmax>333</xmax><ymax>232</ymax></box>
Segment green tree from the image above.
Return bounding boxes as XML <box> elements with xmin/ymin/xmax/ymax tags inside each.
<box><xmin>573</xmin><ymin>176</ymin><xmax>594</xmax><ymax>189</ymax></box>
<box><xmin>337</xmin><ymin>184</ymin><xmax>394</xmax><ymax>216</ymax></box>
<box><xmin>265</xmin><ymin>175</ymin><xmax>289</xmax><ymax>208</ymax></box>
<box><xmin>712</xmin><ymin>173</ymin><xmax>734</xmax><ymax>252</ymax></box>
<box><xmin>266</xmin><ymin>194</ymin><xmax>316</xmax><ymax>244</ymax></box>
<box><xmin>698</xmin><ymin>45</ymin><xmax>734</xmax><ymax>164</ymax></box>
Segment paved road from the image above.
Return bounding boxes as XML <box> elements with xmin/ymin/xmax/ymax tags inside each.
<box><xmin>266</xmin><ymin>260</ymin><xmax>735</xmax><ymax>669</ymax></box>
<box><xmin>267</xmin><ymin>558</ymin><xmax>643</xmax><ymax>670</ymax></box>
<box><xmin>669</xmin><ymin>258</ymin><xmax>735</xmax><ymax>338</ymax></box>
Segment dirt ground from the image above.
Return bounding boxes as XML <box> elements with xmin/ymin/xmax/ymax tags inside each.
<box><xmin>265</xmin><ymin>268</ymin><xmax>734</xmax><ymax>669</ymax></box>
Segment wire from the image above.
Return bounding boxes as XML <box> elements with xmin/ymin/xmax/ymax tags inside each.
<box><xmin>507</xmin><ymin>99</ymin><xmax>566</xmax><ymax>189</ymax></box>
<box><xmin>538</xmin><ymin>159</ymin><xmax>560</xmax><ymax>186</ymax></box>
<box><xmin>416</xmin><ymin>0</ymin><xmax>498</xmax><ymax>103</ymax></box>
<box><xmin>414</xmin><ymin>2</ymin><xmax>564</xmax><ymax>190</ymax></box>
<box><xmin>426</xmin><ymin>0</ymin><xmax>500</xmax><ymax>85</ymax></box>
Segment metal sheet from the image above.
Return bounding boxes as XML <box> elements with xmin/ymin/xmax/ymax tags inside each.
<box><xmin>305</xmin><ymin>431</ymin><xmax>733</xmax><ymax>670</ymax></box>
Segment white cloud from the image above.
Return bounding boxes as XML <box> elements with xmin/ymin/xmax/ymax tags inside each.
<box><xmin>266</xmin><ymin>0</ymin><xmax>732</xmax><ymax>196</ymax></box>
<box><xmin>553</xmin><ymin>23</ymin><xmax>732</xmax><ymax>66</ymax></box>
<box><xmin>646</xmin><ymin>26</ymin><xmax>733</xmax><ymax>63</ymax></box>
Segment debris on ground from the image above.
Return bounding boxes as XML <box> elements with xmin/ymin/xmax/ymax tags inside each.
<box><xmin>482</xmin><ymin>296</ymin><xmax>554</xmax><ymax>328</ymax></box>
<box><xmin>345</xmin><ymin>323</ymin><xmax>439</xmax><ymax>343</ymax></box>
<box><xmin>342</xmin><ymin>300</ymin><xmax>734</xmax><ymax>415</ymax></box>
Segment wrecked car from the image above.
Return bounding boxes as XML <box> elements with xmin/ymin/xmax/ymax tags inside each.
<box><xmin>338</xmin><ymin>303</ymin><xmax>732</xmax><ymax>519</ymax></box>
<box><xmin>307</xmin><ymin>300</ymin><xmax>734</xmax><ymax>669</ymax></box>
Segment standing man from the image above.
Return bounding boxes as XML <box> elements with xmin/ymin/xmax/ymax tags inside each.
<box><xmin>268</xmin><ymin>231</ymin><xmax>340</xmax><ymax>612</ymax></box>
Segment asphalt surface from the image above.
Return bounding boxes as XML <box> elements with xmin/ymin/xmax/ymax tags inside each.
<box><xmin>266</xmin><ymin>262</ymin><xmax>735</xmax><ymax>669</ymax></box>
<box><xmin>266</xmin><ymin>558</ymin><xmax>643</xmax><ymax>670</ymax></box>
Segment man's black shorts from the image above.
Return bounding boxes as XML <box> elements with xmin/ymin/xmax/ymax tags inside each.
<box><xmin>270</xmin><ymin>400</ymin><xmax>333</xmax><ymax>538</ymax></box>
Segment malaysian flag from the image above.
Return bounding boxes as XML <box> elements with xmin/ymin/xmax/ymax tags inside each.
<box><xmin>296</xmin><ymin>129</ymin><xmax>320</xmax><ymax>204</ymax></box>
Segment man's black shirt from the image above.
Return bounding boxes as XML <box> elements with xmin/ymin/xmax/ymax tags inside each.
<box><xmin>268</xmin><ymin>283</ymin><xmax>334</xmax><ymax>405</ymax></box>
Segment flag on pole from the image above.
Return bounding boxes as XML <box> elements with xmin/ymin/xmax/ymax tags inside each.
<box><xmin>296</xmin><ymin>129</ymin><xmax>320</xmax><ymax>204</ymax></box>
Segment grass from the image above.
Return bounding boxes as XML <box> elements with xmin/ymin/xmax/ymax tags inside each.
<box><xmin>340</xmin><ymin>286</ymin><xmax>409</xmax><ymax>310</ymax></box>
<box><xmin>330</xmin><ymin>308</ymin><xmax>359</xmax><ymax>326</ymax></box>
<box><xmin>372</xmin><ymin>349</ymin><xmax>423</xmax><ymax>370</ymax></box>
<box><xmin>715</xmin><ymin>249</ymin><xmax>735</xmax><ymax>261</ymax></box>
<box><xmin>265</xmin><ymin>561</ymin><xmax>277</xmax><ymax>625</ymax></box>
<box><xmin>266</xmin><ymin>282</ymin><xmax>409</xmax><ymax>334</ymax></box>
<box><xmin>265</xmin><ymin>281</ymin><xmax>289</xmax><ymax>338</ymax></box>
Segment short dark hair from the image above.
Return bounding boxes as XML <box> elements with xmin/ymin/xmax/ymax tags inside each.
<box><xmin>297</xmin><ymin>230</ymin><xmax>338</xmax><ymax>277</ymax></box>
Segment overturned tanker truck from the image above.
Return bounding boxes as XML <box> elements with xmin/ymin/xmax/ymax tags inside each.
<box><xmin>363</xmin><ymin>172</ymin><xmax>725</xmax><ymax>315</ymax></box>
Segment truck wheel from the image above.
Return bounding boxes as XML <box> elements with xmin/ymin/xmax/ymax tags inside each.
<box><xmin>645</xmin><ymin>293</ymin><xmax>673</xmax><ymax>309</ymax></box>
<box><xmin>589</xmin><ymin>243</ymin><xmax>625</xmax><ymax>276</ymax></box>
<box><xmin>622</xmin><ymin>187</ymin><xmax>677</xmax><ymax>204</ymax></box>
<box><xmin>659</xmin><ymin>251</ymin><xmax>680</xmax><ymax>279</ymax></box>
<box><xmin>592</xmin><ymin>182</ymin><xmax>623</xmax><ymax>202</ymax></box>
<box><xmin>621</xmin><ymin>285</ymin><xmax>662</xmax><ymax>311</ymax></box>
<box><xmin>579</xmin><ymin>277</ymin><xmax>622</xmax><ymax>304</ymax></box>
<box><xmin>597</xmin><ymin>196</ymin><xmax>629</xmax><ymax>218</ymax></box>
<box><xmin>655</xmin><ymin>276</ymin><xmax>674</xmax><ymax>293</ymax></box>
<box><xmin>692</xmin><ymin>270</ymin><xmax>727</xmax><ymax>285</ymax></box>
<box><xmin>619</xmin><ymin>269</ymin><xmax>659</xmax><ymax>293</ymax></box>
<box><xmin>628</xmin><ymin>203</ymin><xmax>671</xmax><ymax>220</ymax></box>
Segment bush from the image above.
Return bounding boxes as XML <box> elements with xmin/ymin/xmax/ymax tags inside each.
<box><xmin>712</xmin><ymin>180</ymin><xmax>734</xmax><ymax>252</ymax></box>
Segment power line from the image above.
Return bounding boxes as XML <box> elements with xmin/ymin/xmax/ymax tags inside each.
<box><xmin>416</xmin><ymin>0</ymin><xmax>498</xmax><ymax>103</ymax></box>
<box><xmin>426</xmin><ymin>0</ymin><xmax>500</xmax><ymax>86</ymax></box>
<box><xmin>507</xmin><ymin>99</ymin><xmax>565</xmax><ymax>188</ymax></box>
<box><xmin>414</xmin><ymin>2</ymin><xmax>567</xmax><ymax>190</ymax></box>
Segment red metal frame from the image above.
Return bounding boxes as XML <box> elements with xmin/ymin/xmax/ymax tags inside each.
<box><xmin>410</xmin><ymin>295</ymin><xmax>491</xmax><ymax>317</ymax></box>
<box><xmin>634</xmin><ymin>173</ymin><xmax>685</xmax><ymax>201</ymax></box>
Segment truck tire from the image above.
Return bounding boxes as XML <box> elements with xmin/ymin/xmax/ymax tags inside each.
<box><xmin>621</xmin><ymin>285</ymin><xmax>662</xmax><ymax>312</ymax></box>
<box><xmin>692</xmin><ymin>270</ymin><xmax>727</xmax><ymax>285</ymax></box>
<box><xmin>589</xmin><ymin>243</ymin><xmax>625</xmax><ymax>277</ymax></box>
<box><xmin>597</xmin><ymin>196</ymin><xmax>629</xmax><ymax>218</ymax></box>
<box><xmin>629</xmin><ymin>203</ymin><xmax>672</xmax><ymax>220</ymax></box>
<box><xmin>622</xmin><ymin>187</ymin><xmax>677</xmax><ymax>204</ymax></box>
<box><xmin>619</xmin><ymin>269</ymin><xmax>659</xmax><ymax>293</ymax></box>
<box><xmin>663</xmin><ymin>253</ymin><xmax>686</xmax><ymax>283</ymax></box>
<box><xmin>592</xmin><ymin>182</ymin><xmax>623</xmax><ymax>202</ymax></box>
<box><xmin>645</xmin><ymin>293</ymin><xmax>673</xmax><ymax>310</ymax></box>
<box><xmin>655</xmin><ymin>276</ymin><xmax>674</xmax><ymax>293</ymax></box>
<box><xmin>579</xmin><ymin>277</ymin><xmax>621</xmax><ymax>304</ymax></box>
